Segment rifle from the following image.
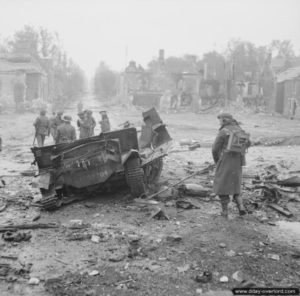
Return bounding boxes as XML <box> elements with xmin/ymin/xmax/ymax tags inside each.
<box><xmin>144</xmin><ymin>163</ymin><xmax>215</xmax><ymax>200</ymax></box>
<box><xmin>32</xmin><ymin>133</ymin><xmax>37</xmax><ymax>146</ymax></box>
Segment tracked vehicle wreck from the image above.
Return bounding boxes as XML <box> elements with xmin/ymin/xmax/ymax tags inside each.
<box><xmin>31</xmin><ymin>108</ymin><xmax>172</xmax><ymax>210</ymax></box>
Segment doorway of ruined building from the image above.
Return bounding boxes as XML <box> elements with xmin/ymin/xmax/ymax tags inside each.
<box><xmin>26</xmin><ymin>73</ymin><xmax>41</xmax><ymax>101</ymax></box>
<box><xmin>275</xmin><ymin>82</ymin><xmax>284</xmax><ymax>114</ymax></box>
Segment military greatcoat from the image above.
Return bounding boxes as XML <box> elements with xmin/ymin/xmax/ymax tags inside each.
<box><xmin>212</xmin><ymin>122</ymin><xmax>247</xmax><ymax>196</ymax></box>
<box><xmin>56</xmin><ymin>123</ymin><xmax>76</xmax><ymax>144</ymax></box>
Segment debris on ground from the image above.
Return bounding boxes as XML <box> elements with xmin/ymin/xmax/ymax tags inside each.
<box><xmin>225</xmin><ymin>250</ymin><xmax>236</xmax><ymax>257</ymax></box>
<box><xmin>176</xmin><ymin>198</ymin><xmax>201</xmax><ymax>209</ymax></box>
<box><xmin>0</xmin><ymin>201</ymin><xmax>7</xmax><ymax>212</ymax></box>
<box><xmin>232</xmin><ymin>271</ymin><xmax>244</xmax><ymax>282</ymax></box>
<box><xmin>188</xmin><ymin>142</ymin><xmax>201</xmax><ymax>150</ymax></box>
<box><xmin>145</xmin><ymin>261</ymin><xmax>162</xmax><ymax>272</ymax></box>
<box><xmin>91</xmin><ymin>234</ymin><xmax>100</xmax><ymax>243</ymax></box>
<box><xmin>32</xmin><ymin>213</ymin><xmax>41</xmax><ymax>221</ymax></box>
<box><xmin>2</xmin><ymin>231</ymin><xmax>32</xmax><ymax>242</ymax></box>
<box><xmin>178</xmin><ymin>183</ymin><xmax>211</xmax><ymax>197</ymax></box>
<box><xmin>109</xmin><ymin>253</ymin><xmax>126</xmax><ymax>262</ymax></box>
<box><xmin>88</xmin><ymin>270</ymin><xmax>99</xmax><ymax>276</ymax></box>
<box><xmin>220</xmin><ymin>275</ymin><xmax>229</xmax><ymax>283</ymax></box>
<box><xmin>0</xmin><ymin>255</ymin><xmax>18</xmax><ymax>260</ymax></box>
<box><xmin>239</xmin><ymin>279</ymin><xmax>257</xmax><ymax>288</ymax></box>
<box><xmin>21</xmin><ymin>170</ymin><xmax>36</xmax><ymax>177</ymax></box>
<box><xmin>66</xmin><ymin>232</ymin><xmax>91</xmax><ymax>241</ymax></box>
<box><xmin>0</xmin><ymin>179</ymin><xmax>6</xmax><ymax>188</ymax></box>
<box><xmin>177</xmin><ymin>264</ymin><xmax>190</xmax><ymax>273</ymax></box>
<box><xmin>150</xmin><ymin>207</ymin><xmax>169</xmax><ymax>220</ymax></box>
<box><xmin>267</xmin><ymin>254</ymin><xmax>280</xmax><ymax>261</ymax></box>
<box><xmin>128</xmin><ymin>235</ymin><xmax>141</xmax><ymax>258</ymax></box>
<box><xmin>0</xmin><ymin>263</ymin><xmax>11</xmax><ymax>276</ymax></box>
<box><xmin>195</xmin><ymin>271</ymin><xmax>213</xmax><ymax>283</ymax></box>
<box><xmin>268</xmin><ymin>203</ymin><xmax>293</xmax><ymax>218</ymax></box>
<box><xmin>0</xmin><ymin>223</ymin><xmax>59</xmax><ymax>232</ymax></box>
<box><xmin>166</xmin><ymin>234</ymin><xmax>182</xmax><ymax>244</ymax></box>
<box><xmin>28</xmin><ymin>277</ymin><xmax>40</xmax><ymax>285</ymax></box>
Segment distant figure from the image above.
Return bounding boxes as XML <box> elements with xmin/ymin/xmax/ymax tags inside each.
<box><xmin>50</xmin><ymin>111</ymin><xmax>64</xmax><ymax>142</ymax></box>
<box><xmin>77</xmin><ymin>111</ymin><xmax>86</xmax><ymax>139</ymax></box>
<box><xmin>49</xmin><ymin>111</ymin><xmax>56</xmax><ymax>140</ymax></box>
<box><xmin>55</xmin><ymin>115</ymin><xmax>76</xmax><ymax>144</ymax></box>
<box><xmin>289</xmin><ymin>94</ymin><xmax>297</xmax><ymax>119</ymax></box>
<box><xmin>170</xmin><ymin>94</ymin><xmax>179</xmax><ymax>110</ymax></box>
<box><xmin>99</xmin><ymin>111</ymin><xmax>111</xmax><ymax>133</ymax></box>
<box><xmin>159</xmin><ymin>93</ymin><xmax>170</xmax><ymax>113</ymax></box>
<box><xmin>33</xmin><ymin>110</ymin><xmax>50</xmax><ymax>147</ymax></box>
<box><xmin>77</xmin><ymin>111</ymin><xmax>90</xmax><ymax>138</ymax></box>
<box><xmin>85</xmin><ymin>110</ymin><xmax>96</xmax><ymax>136</ymax></box>
<box><xmin>77</xmin><ymin>101</ymin><xmax>83</xmax><ymax>113</ymax></box>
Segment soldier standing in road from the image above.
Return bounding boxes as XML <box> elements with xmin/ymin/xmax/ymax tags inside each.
<box><xmin>77</xmin><ymin>110</ymin><xmax>90</xmax><ymax>138</ymax></box>
<box><xmin>77</xmin><ymin>101</ymin><xmax>83</xmax><ymax>114</ymax></box>
<box><xmin>77</xmin><ymin>111</ymin><xmax>86</xmax><ymax>139</ymax></box>
<box><xmin>49</xmin><ymin>111</ymin><xmax>56</xmax><ymax>140</ymax></box>
<box><xmin>212</xmin><ymin>113</ymin><xmax>250</xmax><ymax>218</ymax></box>
<box><xmin>50</xmin><ymin>111</ymin><xmax>64</xmax><ymax>142</ymax></box>
<box><xmin>55</xmin><ymin>115</ymin><xmax>76</xmax><ymax>144</ymax></box>
<box><xmin>78</xmin><ymin>110</ymin><xmax>96</xmax><ymax>138</ymax></box>
<box><xmin>85</xmin><ymin>110</ymin><xmax>96</xmax><ymax>137</ymax></box>
<box><xmin>33</xmin><ymin>110</ymin><xmax>50</xmax><ymax>147</ymax></box>
<box><xmin>99</xmin><ymin>110</ymin><xmax>111</xmax><ymax>133</ymax></box>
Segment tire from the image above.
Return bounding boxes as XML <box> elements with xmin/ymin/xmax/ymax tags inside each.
<box><xmin>125</xmin><ymin>157</ymin><xmax>146</xmax><ymax>198</ymax></box>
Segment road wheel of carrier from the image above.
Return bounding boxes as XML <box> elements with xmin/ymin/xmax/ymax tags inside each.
<box><xmin>144</xmin><ymin>157</ymin><xmax>163</xmax><ymax>185</ymax></box>
<box><xmin>125</xmin><ymin>157</ymin><xmax>146</xmax><ymax>198</ymax></box>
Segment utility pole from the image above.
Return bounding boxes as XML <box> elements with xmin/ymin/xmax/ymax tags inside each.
<box><xmin>124</xmin><ymin>45</ymin><xmax>128</xmax><ymax>70</ymax></box>
<box><xmin>224</xmin><ymin>60</ymin><xmax>228</xmax><ymax>108</ymax></box>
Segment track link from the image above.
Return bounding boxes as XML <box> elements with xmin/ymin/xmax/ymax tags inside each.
<box><xmin>125</xmin><ymin>158</ymin><xmax>146</xmax><ymax>198</ymax></box>
<box><xmin>40</xmin><ymin>195</ymin><xmax>61</xmax><ymax>211</ymax></box>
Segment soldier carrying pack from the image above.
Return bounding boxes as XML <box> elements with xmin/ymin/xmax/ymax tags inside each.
<box><xmin>224</xmin><ymin>128</ymin><xmax>250</xmax><ymax>155</ymax></box>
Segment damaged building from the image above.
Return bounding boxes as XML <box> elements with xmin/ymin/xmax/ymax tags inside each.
<box><xmin>119</xmin><ymin>50</ymin><xmax>202</xmax><ymax>110</ymax></box>
<box><xmin>275</xmin><ymin>66</ymin><xmax>300</xmax><ymax>118</ymax></box>
<box><xmin>0</xmin><ymin>54</ymin><xmax>48</xmax><ymax>109</ymax></box>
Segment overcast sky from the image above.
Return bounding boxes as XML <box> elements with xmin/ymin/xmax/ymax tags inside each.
<box><xmin>0</xmin><ymin>0</ymin><xmax>300</xmax><ymax>77</ymax></box>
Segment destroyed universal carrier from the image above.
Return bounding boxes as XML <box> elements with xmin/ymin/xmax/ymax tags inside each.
<box><xmin>31</xmin><ymin>108</ymin><xmax>172</xmax><ymax>210</ymax></box>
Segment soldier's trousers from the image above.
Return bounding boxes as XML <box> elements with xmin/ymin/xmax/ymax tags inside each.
<box><xmin>219</xmin><ymin>194</ymin><xmax>239</xmax><ymax>204</ymax></box>
<box><xmin>36</xmin><ymin>134</ymin><xmax>45</xmax><ymax>147</ymax></box>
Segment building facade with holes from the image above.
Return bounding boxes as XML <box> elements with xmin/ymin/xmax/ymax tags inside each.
<box><xmin>0</xmin><ymin>54</ymin><xmax>48</xmax><ymax>109</ymax></box>
<box><xmin>275</xmin><ymin>67</ymin><xmax>300</xmax><ymax>118</ymax></box>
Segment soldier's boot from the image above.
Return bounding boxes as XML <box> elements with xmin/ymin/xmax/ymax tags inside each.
<box><xmin>219</xmin><ymin>195</ymin><xmax>230</xmax><ymax>218</ymax></box>
<box><xmin>234</xmin><ymin>194</ymin><xmax>246</xmax><ymax>216</ymax></box>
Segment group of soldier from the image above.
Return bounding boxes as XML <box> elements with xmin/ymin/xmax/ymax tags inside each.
<box><xmin>33</xmin><ymin>108</ymin><xmax>111</xmax><ymax>147</ymax></box>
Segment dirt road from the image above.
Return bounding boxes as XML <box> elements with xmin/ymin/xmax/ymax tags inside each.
<box><xmin>0</xmin><ymin>98</ymin><xmax>300</xmax><ymax>296</ymax></box>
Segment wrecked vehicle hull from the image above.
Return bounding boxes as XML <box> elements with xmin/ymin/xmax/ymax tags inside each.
<box><xmin>31</xmin><ymin>108</ymin><xmax>172</xmax><ymax>210</ymax></box>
